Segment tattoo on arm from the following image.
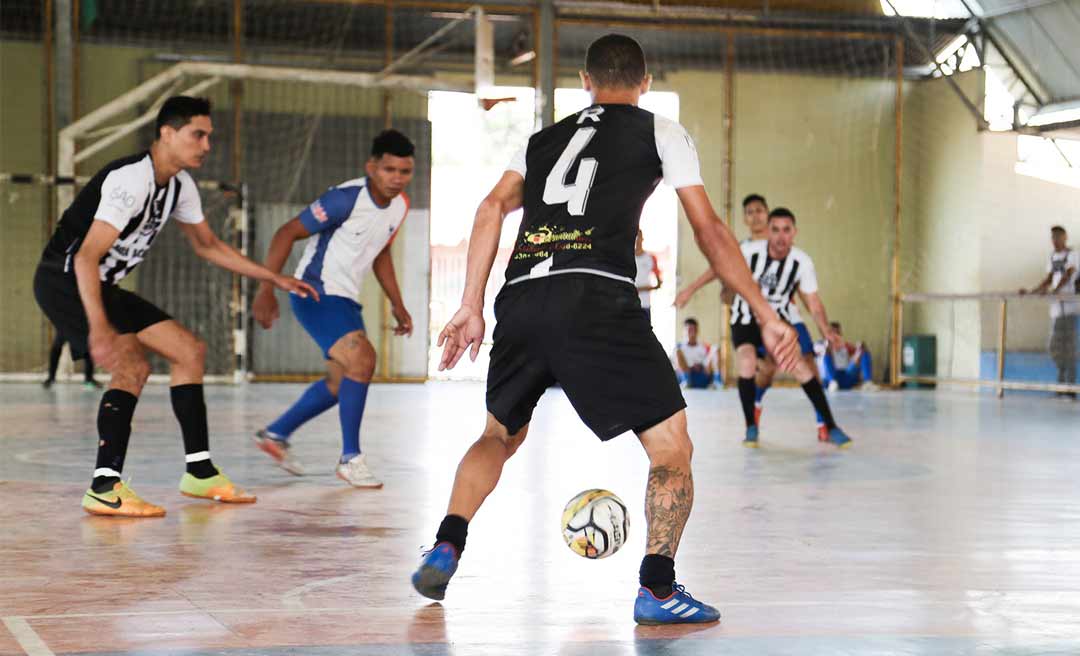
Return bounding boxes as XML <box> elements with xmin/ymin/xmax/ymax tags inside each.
<box><xmin>644</xmin><ymin>465</ymin><xmax>694</xmax><ymax>558</ymax></box>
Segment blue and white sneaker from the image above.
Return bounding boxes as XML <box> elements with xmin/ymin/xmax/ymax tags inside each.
<box><xmin>634</xmin><ymin>584</ymin><xmax>721</xmax><ymax>625</ymax></box>
<box><xmin>743</xmin><ymin>425</ymin><xmax>759</xmax><ymax>448</ymax></box>
<box><xmin>826</xmin><ymin>427</ymin><xmax>853</xmax><ymax>448</ymax></box>
<box><xmin>411</xmin><ymin>542</ymin><xmax>459</xmax><ymax>601</ymax></box>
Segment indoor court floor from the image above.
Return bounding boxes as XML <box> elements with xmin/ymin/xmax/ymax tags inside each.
<box><xmin>1</xmin><ymin>381</ymin><xmax>1078</xmax><ymax>655</ymax></box>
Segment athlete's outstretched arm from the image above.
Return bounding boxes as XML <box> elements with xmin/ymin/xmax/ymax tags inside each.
<box><xmin>373</xmin><ymin>244</ymin><xmax>412</xmax><ymax>336</ymax></box>
<box><xmin>437</xmin><ymin>171</ymin><xmax>524</xmax><ymax>371</ymax></box>
<box><xmin>178</xmin><ymin>220</ymin><xmax>318</xmax><ymax>301</ymax></box>
<box><xmin>676</xmin><ymin>185</ymin><xmax>801</xmax><ymax>372</ymax></box>
<box><xmin>253</xmin><ymin>217</ymin><xmax>311</xmax><ymax>328</ymax></box>
<box><xmin>673</xmin><ymin>268</ymin><xmax>718</xmax><ymax>307</ymax></box>
<box><xmin>1021</xmin><ymin>272</ymin><xmax>1053</xmax><ymax>294</ymax></box>
<box><xmin>799</xmin><ymin>289</ymin><xmax>842</xmax><ymax>349</ymax></box>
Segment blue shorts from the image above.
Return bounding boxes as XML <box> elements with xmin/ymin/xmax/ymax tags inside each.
<box><xmin>290</xmin><ymin>293</ymin><xmax>365</xmax><ymax>359</ymax></box>
<box><xmin>794</xmin><ymin>323</ymin><xmax>814</xmax><ymax>355</ymax></box>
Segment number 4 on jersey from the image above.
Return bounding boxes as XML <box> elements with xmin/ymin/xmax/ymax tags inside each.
<box><xmin>543</xmin><ymin>127</ymin><xmax>598</xmax><ymax>216</ymax></box>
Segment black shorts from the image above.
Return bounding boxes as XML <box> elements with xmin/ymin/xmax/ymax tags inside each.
<box><xmin>33</xmin><ymin>263</ymin><xmax>172</xmax><ymax>360</ymax></box>
<box><xmin>731</xmin><ymin>321</ymin><xmax>765</xmax><ymax>352</ymax></box>
<box><xmin>486</xmin><ymin>274</ymin><xmax>686</xmax><ymax>441</ymax></box>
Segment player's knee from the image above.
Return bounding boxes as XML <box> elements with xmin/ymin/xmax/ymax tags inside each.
<box><xmin>174</xmin><ymin>335</ymin><xmax>207</xmax><ymax>370</ymax></box>
<box><xmin>115</xmin><ymin>353</ymin><xmax>151</xmax><ymax>390</ymax></box>
<box><xmin>481</xmin><ymin>419</ymin><xmax>526</xmax><ymax>457</ymax></box>
<box><xmin>191</xmin><ymin>337</ymin><xmax>208</xmax><ymax>364</ymax></box>
<box><xmin>649</xmin><ymin>430</ymin><xmax>693</xmax><ymax>466</ymax></box>
<box><xmin>342</xmin><ymin>337</ymin><xmax>376</xmax><ymax>380</ymax></box>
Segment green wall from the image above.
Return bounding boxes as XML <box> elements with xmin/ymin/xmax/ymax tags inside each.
<box><xmin>670</xmin><ymin>69</ymin><xmax>898</xmax><ymax>380</ymax></box>
<box><xmin>0</xmin><ymin>40</ymin><xmax>49</xmax><ymax>372</ymax></box>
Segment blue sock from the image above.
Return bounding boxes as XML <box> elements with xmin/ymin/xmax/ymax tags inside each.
<box><xmin>754</xmin><ymin>385</ymin><xmax>770</xmax><ymax>406</ymax></box>
<box><xmin>267</xmin><ymin>379</ymin><xmax>338</xmax><ymax>439</ymax></box>
<box><xmin>338</xmin><ymin>377</ymin><xmax>369</xmax><ymax>460</ymax></box>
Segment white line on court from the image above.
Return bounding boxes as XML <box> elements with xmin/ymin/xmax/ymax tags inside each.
<box><xmin>2</xmin><ymin>617</ymin><xmax>55</xmax><ymax>656</ymax></box>
<box><xmin>4</xmin><ymin>597</ymin><xmax>982</xmax><ymax>622</ymax></box>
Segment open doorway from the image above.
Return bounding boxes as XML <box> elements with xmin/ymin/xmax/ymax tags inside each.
<box><xmin>428</xmin><ymin>88</ymin><xmax>681</xmax><ymax>379</ymax></box>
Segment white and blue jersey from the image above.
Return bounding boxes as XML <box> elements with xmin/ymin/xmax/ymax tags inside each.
<box><xmin>294</xmin><ymin>177</ymin><xmax>410</xmax><ymax>299</ymax></box>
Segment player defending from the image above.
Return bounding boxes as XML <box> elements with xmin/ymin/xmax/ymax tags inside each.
<box><xmin>730</xmin><ymin>208</ymin><xmax>851</xmax><ymax>447</ymax></box>
<box><xmin>252</xmin><ymin>130</ymin><xmax>415</xmax><ymax>488</ymax></box>
<box><xmin>675</xmin><ymin>195</ymin><xmax>831</xmax><ymax>440</ymax></box>
<box><xmin>410</xmin><ymin>34</ymin><xmax>801</xmax><ymax>624</ymax></box>
<box><xmin>32</xmin><ymin>96</ymin><xmax>317</xmax><ymax>517</ymax></box>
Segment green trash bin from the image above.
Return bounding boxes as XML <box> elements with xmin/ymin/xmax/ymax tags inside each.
<box><xmin>902</xmin><ymin>334</ymin><xmax>936</xmax><ymax>389</ymax></box>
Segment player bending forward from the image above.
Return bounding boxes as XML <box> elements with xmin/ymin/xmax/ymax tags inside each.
<box><xmin>33</xmin><ymin>96</ymin><xmax>316</xmax><ymax>517</ymax></box>
<box><xmin>252</xmin><ymin>130</ymin><xmax>416</xmax><ymax>488</ymax></box>
<box><xmin>410</xmin><ymin>34</ymin><xmax>800</xmax><ymax>625</ymax></box>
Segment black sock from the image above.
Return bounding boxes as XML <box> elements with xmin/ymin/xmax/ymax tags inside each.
<box><xmin>639</xmin><ymin>554</ymin><xmax>675</xmax><ymax>598</ymax></box>
<box><xmin>92</xmin><ymin>389</ymin><xmax>138</xmax><ymax>492</ymax></box>
<box><xmin>801</xmin><ymin>379</ymin><xmax>837</xmax><ymax>429</ymax></box>
<box><xmin>170</xmin><ymin>384</ymin><xmax>218</xmax><ymax>478</ymax></box>
<box><xmin>435</xmin><ymin>514</ymin><xmax>469</xmax><ymax>555</ymax></box>
<box><xmin>46</xmin><ymin>337</ymin><xmax>63</xmax><ymax>382</ymax></box>
<box><xmin>84</xmin><ymin>355</ymin><xmax>95</xmax><ymax>383</ymax></box>
<box><xmin>737</xmin><ymin>377</ymin><xmax>757</xmax><ymax>428</ymax></box>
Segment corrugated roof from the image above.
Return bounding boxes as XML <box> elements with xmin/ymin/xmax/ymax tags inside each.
<box><xmin>979</xmin><ymin>0</ymin><xmax>1080</xmax><ymax>103</ymax></box>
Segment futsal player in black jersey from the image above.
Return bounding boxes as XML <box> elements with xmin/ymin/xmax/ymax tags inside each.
<box><xmin>33</xmin><ymin>96</ymin><xmax>317</xmax><ymax>517</ymax></box>
<box><xmin>411</xmin><ymin>34</ymin><xmax>801</xmax><ymax>624</ymax></box>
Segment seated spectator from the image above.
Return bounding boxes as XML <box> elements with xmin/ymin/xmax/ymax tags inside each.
<box><xmin>674</xmin><ymin>318</ymin><xmax>716</xmax><ymax>389</ymax></box>
<box><xmin>816</xmin><ymin>321</ymin><xmax>873</xmax><ymax>390</ymax></box>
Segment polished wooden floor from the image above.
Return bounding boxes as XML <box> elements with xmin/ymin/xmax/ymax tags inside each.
<box><xmin>1</xmin><ymin>381</ymin><xmax>1078</xmax><ymax>655</ymax></box>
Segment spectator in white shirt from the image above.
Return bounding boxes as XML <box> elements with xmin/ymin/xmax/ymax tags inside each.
<box><xmin>1021</xmin><ymin>225</ymin><xmax>1079</xmax><ymax>398</ymax></box>
<box><xmin>674</xmin><ymin>318</ymin><xmax>715</xmax><ymax>388</ymax></box>
<box><xmin>634</xmin><ymin>229</ymin><xmax>663</xmax><ymax>324</ymax></box>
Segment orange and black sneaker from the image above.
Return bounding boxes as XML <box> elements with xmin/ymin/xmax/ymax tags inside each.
<box><xmin>179</xmin><ymin>471</ymin><xmax>256</xmax><ymax>503</ymax></box>
<box><xmin>82</xmin><ymin>480</ymin><xmax>166</xmax><ymax>518</ymax></box>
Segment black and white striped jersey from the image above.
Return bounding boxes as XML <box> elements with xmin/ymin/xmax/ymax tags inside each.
<box><xmin>502</xmin><ymin>104</ymin><xmax>701</xmax><ymax>286</ymax></box>
<box><xmin>40</xmin><ymin>152</ymin><xmax>204</xmax><ymax>284</ymax></box>
<box><xmin>730</xmin><ymin>240</ymin><xmax>818</xmax><ymax>326</ymax></box>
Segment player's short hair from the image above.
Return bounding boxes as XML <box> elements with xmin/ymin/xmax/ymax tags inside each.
<box><xmin>585</xmin><ymin>34</ymin><xmax>647</xmax><ymax>89</ymax></box>
<box><xmin>155</xmin><ymin>96</ymin><xmax>211</xmax><ymax>139</ymax></box>
<box><xmin>830</xmin><ymin>321</ymin><xmax>842</xmax><ymax>332</ymax></box>
<box><xmin>371</xmin><ymin>129</ymin><xmax>415</xmax><ymax>159</ymax></box>
<box><xmin>768</xmin><ymin>207</ymin><xmax>796</xmax><ymax>224</ymax></box>
<box><xmin>684</xmin><ymin>317</ymin><xmax>699</xmax><ymax>327</ymax></box>
<box><xmin>742</xmin><ymin>194</ymin><xmax>767</xmax><ymax>209</ymax></box>
<box><xmin>1050</xmin><ymin>225</ymin><xmax>1066</xmax><ymax>235</ymax></box>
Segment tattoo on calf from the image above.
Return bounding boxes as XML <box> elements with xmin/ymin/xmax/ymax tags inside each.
<box><xmin>644</xmin><ymin>465</ymin><xmax>694</xmax><ymax>558</ymax></box>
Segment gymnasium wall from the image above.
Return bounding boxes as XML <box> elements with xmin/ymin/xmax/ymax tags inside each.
<box><xmin>0</xmin><ymin>40</ymin><xmax>50</xmax><ymax>372</ymax></box>
<box><xmin>902</xmin><ymin>70</ymin><xmax>1080</xmax><ymax>379</ymax></box>
<box><xmin>668</xmin><ymin>70</ymin><xmax>898</xmax><ymax>381</ymax></box>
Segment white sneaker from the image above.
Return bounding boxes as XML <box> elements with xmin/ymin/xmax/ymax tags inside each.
<box><xmin>861</xmin><ymin>382</ymin><xmax>881</xmax><ymax>392</ymax></box>
<box><xmin>253</xmin><ymin>429</ymin><xmax>306</xmax><ymax>476</ymax></box>
<box><xmin>827</xmin><ymin>380</ymin><xmax>839</xmax><ymax>393</ymax></box>
<box><xmin>335</xmin><ymin>454</ymin><xmax>383</xmax><ymax>489</ymax></box>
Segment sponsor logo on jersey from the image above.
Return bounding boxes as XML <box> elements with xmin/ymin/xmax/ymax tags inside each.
<box><xmin>515</xmin><ymin>225</ymin><xmax>595</xmax><ymax>260</ymax></box>
<box><xmin>109</xmin><ymin>187</ymin><xmax>137</xmax><ymax>208</ymax></box>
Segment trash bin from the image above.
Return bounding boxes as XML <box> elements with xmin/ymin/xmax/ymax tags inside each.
<box><xmin>902</xmin><ymin>334</ymin><xmax>936</xmax><ymax>389</ymax></box>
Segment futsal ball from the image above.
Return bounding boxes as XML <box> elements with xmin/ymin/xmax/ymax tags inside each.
<box><xmin>561</xmin><ymin>489</ymin><xmax>629</xmax><ymax>559</ymax></box>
